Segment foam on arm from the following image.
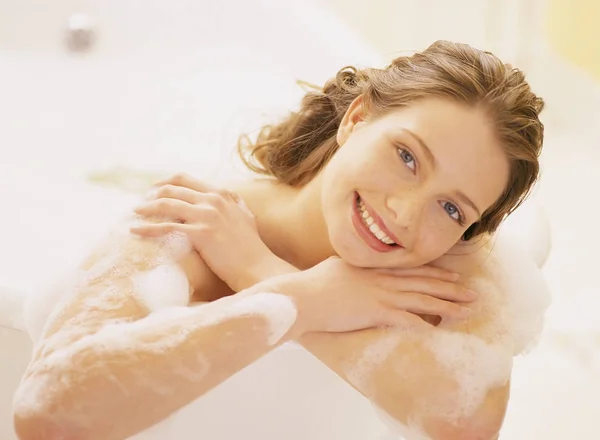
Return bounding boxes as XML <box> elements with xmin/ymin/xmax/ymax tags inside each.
<box><xmin>303</xmin><ymin>317</ymin><xmax>513</xmax><ymax>440</ymax></box>
<box><xmin>301</xmin><ymin>238</ymin><xmax>550</xmax><ymax>440</ymax></box>
<box><xmin>13</xmin><ymin>221</ymin><xmax>299</xmax><ymax>440</ymax></box>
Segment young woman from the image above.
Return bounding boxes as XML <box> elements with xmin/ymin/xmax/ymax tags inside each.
<box><xmin>13</xmin><ymin>40</ymin><xmax>545</xmax><ymax>440</ymax></box>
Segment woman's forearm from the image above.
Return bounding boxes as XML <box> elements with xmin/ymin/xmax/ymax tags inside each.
<box><xmin>13</xmin><ymin>289</ymin><xmax>300</xmax><ymax>440</ymax></box>
<box><xmin>13</xmin><ymin>220</ymin><xmax>302</xmax><ymax>440</ymax></box>
<box><xmin>236</xmin><ymin>253</ymin><xmax>300</xmax><ymax>291</ymax></box>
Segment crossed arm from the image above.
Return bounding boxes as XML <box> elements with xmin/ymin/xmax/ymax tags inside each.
<box><xmin>13</xmin><ymin>228</ymin><xmax>512</xmax><ymax>440</ymax></box>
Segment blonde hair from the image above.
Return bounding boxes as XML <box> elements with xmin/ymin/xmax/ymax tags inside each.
<box><xmin>238</xmin><ymin>40</ymin><xmax>544</xmax><ymax>240</ymax></box>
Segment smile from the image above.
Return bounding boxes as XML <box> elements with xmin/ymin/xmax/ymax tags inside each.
<box><xmin>351</xmin><ymin>193</ymin><xmax>402</xmax><ymax>252</ymax></box>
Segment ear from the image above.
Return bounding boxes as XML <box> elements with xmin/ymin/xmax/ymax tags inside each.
<box><xmin>336</xmin><ymin>95</ymin><xmax>367</xmax><ymax>146</ymax></box>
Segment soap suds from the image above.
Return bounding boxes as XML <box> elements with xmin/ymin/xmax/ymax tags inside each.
<box><xmin>14</xmin><ymin>292</ymin><xmax>297</xmax><ymax>423</ymax></box>
<box><xmin>424</xmin><ymin>331</ymin><xmax>513</xmax><ymax>419</ymax></box>
<box><xmin>343</xmin><ymin>235</ymin><xmax>544</xmax><ymax>426</ymax></box>
<box><xmin>345</xmin><ymin>331</ymin><xmax>404</xmax><ymax>393</ymax></box>
<box><xmin>488</xmin><ymin>234</ymin><xmax>551</xmax><ymax>356</ymax></box>
<box><xmin>124</xmin><ymin>292</ymin><xmax>298</xmax><ymax>347</ymax></box>
<box><xmin>208</xmin><ymin>293</ymin><xmax>298</xmax><ymax>345</ymax></box>
<box><xmin>132</xmin><ymin>263</ymin><xmax>191</xmax><ymax>311</ymax></box>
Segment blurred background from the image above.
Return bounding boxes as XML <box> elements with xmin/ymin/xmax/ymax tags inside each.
<box><xmin>0</xmin><ymin>0</ymin><xmax>598</xmax><ymax>439</ymax></box>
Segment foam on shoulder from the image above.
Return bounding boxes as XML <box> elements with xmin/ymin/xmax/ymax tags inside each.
<box><xmin>344</xmin><ymin>330</ymin><xmax>404</xmax><ymax>393</ymax></box>
<box><xmin>23</xmin><ymin>216</ymin><xmax>193</xmax><ymax>343</ymax></box>
<box><xmin>466</xmin><ymin>233</ymin><xmax>551</xmax><ymax>356</ymax></box>
<box><xmin>342</xmin><ymin>234</ymin><xmax>550</xmax><ymax>431</ymax></box>
<box><xmin>132</xmin><ymin>263</ymin><xmax>191</xmax><ymax>311</ymax></box>
<box><xmin>495</xmin><ymin>234</ymin><xmax>551</xmax><ymax>355</ymax></box>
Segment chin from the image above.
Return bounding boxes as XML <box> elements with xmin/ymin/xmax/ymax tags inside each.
<box><xmin>332</xmin><ymin>239</ymin><xmax>396</xmax><ymax>268</ymax></box>
<box><xmin>334</xmin><ymin>240</ymin><xmax>430</xmax><ymax>269</ymax></box>
<box><xmin>337</xmin><ymin>251</ymin><xmax>376</xmax><ymax>268</ymax></box>
<box><xmin>330</xmin><ymin>237</ymin><xmax>373</xmax><ymax>267</ymax></box>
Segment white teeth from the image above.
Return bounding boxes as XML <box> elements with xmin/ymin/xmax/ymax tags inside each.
<box><xmin>357</xmin><ymin>198</ymin><xmax>396</xmax><ymax>245</ymax></box>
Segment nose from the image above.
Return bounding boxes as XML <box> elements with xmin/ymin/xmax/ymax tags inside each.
<box><xmin>386</xmin><ymin>194</ymin><xmax>424</xmax><ymax>245</ymax></box>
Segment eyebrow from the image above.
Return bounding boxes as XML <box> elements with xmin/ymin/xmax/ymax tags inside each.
<box><xmin>401</xmin><ymin>128</ymin><xmax>436</xmax><ymax>169</ymax></box>
<box><xmin>455</xmin><ymin>191</ymin><xmax>482</xmax><ymax>218</ymax></box>
<box><xmin>401</xmin><ymin>129</ymin><xmax>482</xmax><ymax>218</ymax></box>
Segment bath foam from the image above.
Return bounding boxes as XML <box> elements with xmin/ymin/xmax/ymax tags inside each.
<box><xmin>17</xmin><ymin>211</ymin><xmax>298</xmax><ymax>437</ymax></box>
<box><xmin>25</xmin><ymin>215</ymin><xmax>193</xmax><ymax>339</ymax></box>
<box><xmin>422</xmin><ymin>330</ymin><xmax>513</xmax><ymax>420</ymax></box>
<box><xmin>486</xmin><ymin>234</ymin><xmax>551</xmax><ymax>356</ymax></box>
<box><xmin>342</xmin><ymin>236</ymin><xmax>543</xmax><ymax>427</ymax></box>
<box><xmin>154</xmin><ymin>230</ymin><xmax>193</xmax><ymax>264</ymax></box>
<box><xmin>132</xmin><ymin>263</ymin><xmax>191</xmax><ymax>311</ymax></box>
<box><xmin>344</xmin><ymin>326</ymin><xmax>512</xmax><ymax>424</ymax></box>
<box><xmin>344</xmin><ymin>330</ymin><xmax>405</xmax><ymax>393</ymax></box>
<box><xmin>14</xmin><ymin>292</ymin><xmax>297</xmax><ymax>424</ymax></box>
<box><xmin>194</xmin><ymin>292</ymin><xmax>298</xmax><ymax>346</ymax></box>
<box><xmin>79</xmin><ymin>216</ymin><xmax>192</xmax><ymax>283</ymax></box>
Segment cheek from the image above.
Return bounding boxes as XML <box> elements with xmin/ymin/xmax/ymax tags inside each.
<box><xmin>414</xmin><ymin>218</ymin><xmax>461</xmax><ymax>258</ymax></box>
<box><xmin>343</xmin><ymin>140</ymin><xmax>393</xmax><ymax>181</ymax></box>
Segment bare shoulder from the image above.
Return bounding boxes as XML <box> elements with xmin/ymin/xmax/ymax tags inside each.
<box><xmin>422</xmin><ymin>233</ymin><xmax>551</xmax><ymax>348</ymax></box>
<box><xmin>299</xmin><ymin>234</ymin><xmax>550</xmax><ymax>430</ymax></box>
<box><xmin>24</xmin><ymin>219</ymin><xmax>225</xmax><ymax>343</ymax></box>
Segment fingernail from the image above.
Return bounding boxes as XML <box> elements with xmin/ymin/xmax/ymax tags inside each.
<box><xmin>451</xmin><ymin>272</ymin><xmax>460</xmax><ymax>281</ymax></box>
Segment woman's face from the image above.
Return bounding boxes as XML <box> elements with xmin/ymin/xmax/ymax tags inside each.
<box><xmin>320</xmin><ymin>97</ymin><xmax>510</xmax><ymax>268</ymax></box>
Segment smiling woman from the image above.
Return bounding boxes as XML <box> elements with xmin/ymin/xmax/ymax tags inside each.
<box><xmin>13</xmin><ymin>40</ymin><xmax>547</xmax><ymax>440</ymax></box>
<box><xmin>315</xmin><ymin>96</ymin><xmax>511</xmax><ymax>268</ymax></box>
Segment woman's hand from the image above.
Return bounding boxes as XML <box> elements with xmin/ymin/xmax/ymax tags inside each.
<box><xmin>130</xmin><ymin>173</ymin><xmax>275</xmax><ymax>292</ymax></box>
<box><xmin>263</xmin><ymin>257</ymin><xmax>478</xmax><ymax>335</ymax></box>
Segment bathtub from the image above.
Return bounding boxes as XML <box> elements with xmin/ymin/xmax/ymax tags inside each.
<box><xmin>0</xmin><ymin>1</ymin><xmax>554</xmax><ymax>439</ymax></box>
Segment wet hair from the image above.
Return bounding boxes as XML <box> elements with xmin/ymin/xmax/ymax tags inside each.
<box><xmin>238</xmin><ymin>40</ymin><xmax>544</xmax><ymax>240</ymax></box>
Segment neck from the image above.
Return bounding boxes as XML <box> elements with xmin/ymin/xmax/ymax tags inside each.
<box><xmin>228</xmin><ymin>178</ymin><xmax>335</xmax><ymax>270</ymax></box>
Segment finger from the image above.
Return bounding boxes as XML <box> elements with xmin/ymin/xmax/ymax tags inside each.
<box><xmin>129</xmin><ymin>222</ymin><xmax>198</xmax><ymax>237</ymax></box>
<box><xmin>153</xmin><ymin>173</ymin><xmax>234</xmax><ymax>199</ymax></box>
<box><xmin>378</xmin><ymin>265</ymin><xmax>459</xmax><ymax>282</ymax></box>
<box><xmin>148</xmin><ymin>185</ymin><xmax>202</xmax><ymax>204</ymax></box>
<box><xmin>382</xmin><ymin>276</ymin><xmax>478</xmax><ymax>302</ymax></box>
<box><xmin>385</xmin><ymin>291</ymin><xmax>471</xmax><ymax>319</ymax></box>
<box><xmin>134</xmin><ymin>198</ymin><xmax>199</xmax><ymax>223</ymax></box>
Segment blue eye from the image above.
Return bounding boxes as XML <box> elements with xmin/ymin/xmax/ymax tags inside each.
<box><xmin>442</xmin><ymin>201</ymin><xmax>465</xmax><ymax>225</ymax></box>
<box><xmin>398</xmin><ymin>148</ymin><xmax>416</xmax><ymax>171</ymax></box>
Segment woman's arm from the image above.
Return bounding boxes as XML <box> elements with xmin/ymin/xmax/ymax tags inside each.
<box><xmin>12</xmin><ymin>218</ymin><xmax>306</xmax><ymax>440</ymax></box>
<box><xmin>237</xmin><ymin>254</ymin><xmax>512</xmax><ymax>440</ymax></box>
<box><xmin>14</xmin><ymin>290</ymin><xmax>300</xmax><ymax>440</ymax></box>
<box><xmin>235</xmin><ymin>246</ymin><xmax>514</xmax><ymax>439</ymax></box>
<box><xmin>299</xmin><ymin>318</ymin><xmax>512</xmax><ymax>440</ymax></box>
<box><xmin>15</xmin><ymin>227</ymin><xmax>435</xmax><ymax>440</ymax></box>
<box><xmin>126</xmin><ymin>175</ymin><xmax>508</xmax><ymax>440</ymax></box>
<box><xmin>294</xmin><ymin>245</ymin><xmax>527</xmax><ymax>440</ymax></box>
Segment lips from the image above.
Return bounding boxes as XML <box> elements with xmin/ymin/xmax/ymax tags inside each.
<box><xmin>351</xmin><ymin>192</ymin><xmax>403</xmax><ymax>252</ymax></box>
<box><xmin>359</xmin><ymin>195</ymin><xmax>404</xmax><ymax>247</ymax></box>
